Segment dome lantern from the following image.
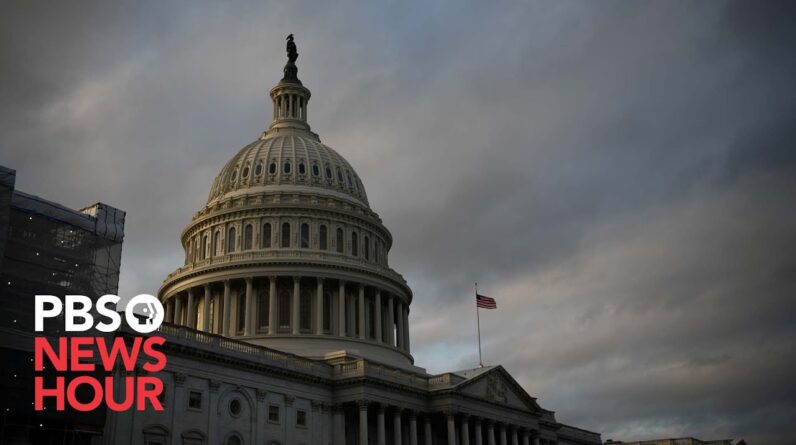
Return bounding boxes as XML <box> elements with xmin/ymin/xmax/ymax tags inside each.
<box><xmin>267</xmin><ymin>34</ymin><xmax>312</xmax><ymax>133</ymax></box>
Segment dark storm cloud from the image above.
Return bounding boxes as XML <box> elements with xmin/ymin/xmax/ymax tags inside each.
<box><xmin>2</xmin><ymin>1</ymin><xmax>795</xmax><ymax>443</ymax></box>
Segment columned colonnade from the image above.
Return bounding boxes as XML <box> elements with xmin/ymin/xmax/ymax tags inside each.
<box><xmin>334</xmin><ymin>401</ymin><xmax>553</xmax><ymax>445</ymax></box>
<box><xmin>163</xmin><ymin>275</ymin><xmax>410</xmax><ymax>351</ymax></box>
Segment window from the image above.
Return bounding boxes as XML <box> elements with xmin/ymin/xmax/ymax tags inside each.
<box><xmin>300</xmin><ymin>289</ymin><xmax>312</xmax><ymax>331</ymax></box>
<box><xmin>255</xmin><ymin>163</ymin><xmax>263</xmax><ymax>176</ymax></box>
<box><xmin>188</xmin><ymin>391</ymin><xmax>202</xmax><ymax>410</ymax></box>
<box><xmin>258</xmin><ymin>289</ymin><xmax>269</xmax><ymax>330</ymax></box>
<box><xmin>296</xmin><ymin>409</ymin><xmax>307</xmax><ymax>427</ymax></box>
<box><xmin>319</xmin><ymin>225</ymin><xmax>327</xmax><ymax>250</ymax></box>
<box><xmin>242</xmin><ymin>164</ymin><xmax>250</xmax><ymax>178</ymax></box>
<box><xmin>268</xmin><ymin>404</ymin><xmax>280</xmax><ymax>423</ymax></box>
<box><xmin>213</xmin><ymin>231</ymin><xmax>221</xmax><ymax>256</ymax></box>
<box><xmin>229</xmin><ymin>399</ymin><xmax>242</xmax><ymax>417</ymax></box>
<box><xmin>283</xmin><ymin>161</ymin><xmax>291</xmax><ymax>174</ymax></box>
<box><xmin>231</xmin><ymin>169</ymin><xmax>238</xmax><ymax>181</ymax></box>
<box><xmin>364</xmin><ymin>236</ymin><xmax>370</xmax><ymax>260</ymax></box>
<box><xmin>227</xmin><ymin>227</ymin><xmax>236</xmax><ymax>253</ymax></box>
<box><xmin>281</xmin><ymin>222</ymin><xmax>291</xmax><ymax>248</ymax></box>
<box><xmin>299</xmin><ymin>162</ymin><xmax>306</xmax><ymax>175</ymax></box>
<box><xmin>336</xmin><ymin>168</ymin><xmax>343</xmax><ymax>183</ymax></box>
<box><xmin>243</xmin><ymin>225</ymin><xmax>253</xmax><ymax>250</ymax></box>
<box><xmin>202</xmin><ymin>234</ymin><xmax>209</xmax><ymax>260</ymax></box>
<box><xmin>262</xmin><ymin>222</ymin><xmax>272</xmax><ymax>248</ymax></box>
<box><xmin>269</xmin><ymin>162</ymin><xmax>277</xmax><ymax>174</ymax></box>
<box><xmin>312</xmin><ymin>164</ymin><xmax>320</xmax><ymax>176</ymax></box>
<box><xmin>325</xmin><ymin>165</ymin><xmax>332</xmax><ymax>179</ymax></box>
<box><xmin>278</xmin><ymin>290</ymin><xmax>291</xmax><ymax>329</ymax></box>
<box><xmin>347</xmin><ymin>172</ymin><xmax>353</xmax><ymax>186</ymax></box>
<box><xmin>237</xmin><ymin>293</ymin><xmax>246</xmax><ymax>333</ymax></box>
<box><xmin>323</xmin><ymin>291</ymin><xmax>332</xmax><ymax>331</ymax></box>
<box><xmin>351</xmin><ymin>232</ymin><xmax>358</xmax><ymax>257</ymax></box>
<box><xmin>226</xmin><ymin>436</ymin><xmax>242</xmax><ymax>445</ymax></box>
<box><xmin>336</xmin><ymin>228</ymin><xmax>344</xmax><ymax>253</ymax></box>
<box><xmin>300</xmin><ymin>223</ymin><xmax>309</xmax><ymax>248</ymax></box>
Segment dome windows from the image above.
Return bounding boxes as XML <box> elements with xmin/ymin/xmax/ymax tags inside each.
<box><xmin>281</xmin><ymin>223</ymin><xmax>291</xmax><ymax>248</ymax></box>
<box><xmin>227</xmin><ymin>227</ymin><xmax>236</xmax><ymax>253</ymax></box>
<box><xmin>243</xmin><ymin>224</ymin><xmax>253</xmax><ymax>250</ymax></box>
<box><xmin>283</xmin><ymin>161</ymin><xmax>292</xmax><ymax>174</ymax></box>
<box><xmin>312</xmin><ymin>164</ymin><xmax>320</xmax><ymax>177</ymax></box>
<box><xmin>230</xmin><ymin>169</ymin><xmax>238</xmax><ymax>182</ymax></box>
<box><xmin>336</xmin><ymin>168</ymin><xmax>344</xmax><ymax>184</ymax></box>
<box><xmin>325</xmin><ymin>165</ymin><xmax>332</xmax><ymax>180</ymax></box>
<box><xmin>351</xmin><ymin>232</ymin><xmax>358</xmax><ymax>257</ymax></box>
<box><xmin>242</xmin><ymin>164</ymin><xmax>250</xmax><ymax>178</ymax></box>
<box><xmin>269</xmin><ymin>162</ymin><xmax>277</xmax><ymax>175</ymax></box>
<box><xmin>298</xmin><ymin>162</ymin><xmax>306</xmax><ymax>175</ymax></box>
<box><xmin>336</xmin><ymin>228</ymin><xmax>344</xmax><ymax>253</ymax></box>
<box><xmin>254</xmin><ymin>162</ymin><xmax>263</xmax><ymax>176</ymax></box>
<box><xmin>346</xmin><ymin>172</ymin><xmax>353</xmax><ymax>187</ymax></box>
<box><xmin>319</xmin><ymin>225</ymin><xmax>328</xmax><ymax>250</ymax></box>
<box><xmin>300</xmin><ymin>223</ymin><xmax>310</xmax><ymax>248</ymax></box>
<box><xmin>262</xmin><ymin>222</ymin><xmax>272</xmax><ymax>248</ymax></box>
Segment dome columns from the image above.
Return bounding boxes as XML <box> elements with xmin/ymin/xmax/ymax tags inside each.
<box><xmin>162</xmin><ymin>275</ymin><xmax>411</xmax><ymax>356</ymax></box>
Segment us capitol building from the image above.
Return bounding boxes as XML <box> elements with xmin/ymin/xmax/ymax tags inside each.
<box><xmin>106</xmin><ymin>36</ymin><xmax>602</xmax><ymax>445</ymax></box>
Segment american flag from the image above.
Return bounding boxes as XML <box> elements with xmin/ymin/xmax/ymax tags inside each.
<box><xmin>476</xmin><ymin>294</ymin><xmax>497</xmax><ymax>309</ymax></box>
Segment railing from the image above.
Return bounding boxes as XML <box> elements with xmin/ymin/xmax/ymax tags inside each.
<box><xmin>155</xmin><ymin>323</ymin><xmax>328</xmax><ymax>375</ymax></box>
<box><xmin>162</xmin><ymin>249</ymin><xmax>408</xmax><ymax>285</ymax></box>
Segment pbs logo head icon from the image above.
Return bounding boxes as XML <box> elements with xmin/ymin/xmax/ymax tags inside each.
<box><xmin>125</xmin><ymin>294</ymin><xmax>165</xmax><ymax>334</ymax></box>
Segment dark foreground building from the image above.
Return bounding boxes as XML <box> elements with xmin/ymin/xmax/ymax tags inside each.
<box><xmin>0</xmin><ymin>165</ymin><xmax>125</xmax><ymax>445</ymax></box>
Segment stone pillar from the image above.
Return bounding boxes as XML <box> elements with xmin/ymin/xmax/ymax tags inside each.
<box><xmin>243</xmin><ymin>278</ymin><xmax>253</xmax><ymax>335</ymax></box>
<box><xmin>358</xmin><ymin>400</ymin><xmax>369</xmax><ymax>445</ymax></box>
<box><xmin>338</xmin><ymin>281</ymin><xmax>346</xmax><ymax>336</ymax></box>
<box><xmin>333</xmin><ymin>405</ymin><xmax>345</xmax><ymax>445</ymax></box>
<box><xmin>222</xmin><ymin>280</ymin><xmax>231</xmax><ymax>336</ymax></box>
<box><xmin>374</xmin><ymin>290</ymin><xmax>382</xmax><ymax>342</ymax></box>
<box><xmin>165</xmin><ymin>299</ymin><xmax>174</xmax><ymax>323</ymax></box>
<box><xmin>511</xmin><ymin>427</ymin><xmax>518</xmax><ymax>445</ymax></box>
<box><xmin>174</xmin><ymin>294</ymin><xmax>183</xmax><ymax>325</ymax></box>
<box><xmin>531</xmin><ymin>435</ymin><xmax>540</xmax><ymax>445</ymax></box>
<box><xmin>474</xmin><ymin>418</ymin><xmax>483</xmax><ymax>445</ymax></box>
<box><xmin>315</xmin><ymin>278</ymin><xmax>324</xmax><ymax>335</ymax></box>
<box><xmin>461</xmin><ymin>415</ymin><xmax>470</xmax><ymax>445</ymax></box>
<box><xmin>446</xmin><ymin>412</ymin><xmax>456</xmax><ymax>445</ymax></box>
<box><xmin>487</xmin><ymin>422</ymin><xmax>496</xmax><ymax>445</ymax></box>
<box><xmin>396</xmin><ymin>301</ymin><xmax>405</xmax><ymax>349</ymax></box>
<box><xmin>404</xmin><ymin>305</ymin><xmax>411</xmax><ymax>352</ymax></box>
<box><xmin>387</xmin><ymin>295</ymin><xmax>395</xmax><ymax>346</ymax></box>
<box><xmin>186</xmin><ymin>288</ymin><xmax>196</xmax><ymax>328</ymax></box>
<box><xmin>268</xmin><ymin>276</ymin><xmax>277</xmax><ymax>334</ymax></box>
<box><xmin>393</xmin><ymin>408</ymin><xmax>403</xmax><ymax>445</ymax></box>
<box><xmin>377</xmin><ymin>405</ymin><xmax>386</xmax><ymax>445</ymax></box>
<box><xmin>499</xmin><ymin>424</ymin><xmax>507</xmax><ymax>445</ymax></box>
<box><xmin>409</xmin><ymin>412</ymin><xmax>418</xmax><ymax>445</ymax></box>
<box><xmin>521</xmin><ymin>430</ymin><xmax>530</xmax><ymax>445</ymax></box>
<box><xmin>358</xmin><ymin>284</ymin><xmax>366</xmax><ymax>339</ymax></box>
<box><xmin>424</xmin><ymin>416</ymin><xmax>433</xmax><ymax>445</ymax></box>
<box><xmin>292</xmin><ymin>276</ymin><xmax>301</xmax><ymax>334</ymax></box>
<box><xmin>203</xmin><ymin>284</ymin><xmax>211</xmax><ymax>332</ymax></box>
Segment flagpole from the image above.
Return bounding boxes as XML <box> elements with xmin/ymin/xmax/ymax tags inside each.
<box><xmin>476</xmin><ymin>282</ymin><xmax>483</xmax><ymax>368</ymax></box>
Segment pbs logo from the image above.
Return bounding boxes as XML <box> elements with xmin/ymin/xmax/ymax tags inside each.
<box><xmin>125</xmin><ymin>294</ymin><xmax>164</xmax><ymax>334</ymax></box>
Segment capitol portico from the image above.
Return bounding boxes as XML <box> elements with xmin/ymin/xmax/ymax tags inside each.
<box><xmin>105</xmin><ymin>36</ymin><xmax>602</xmax><ymax>445</ymax></box>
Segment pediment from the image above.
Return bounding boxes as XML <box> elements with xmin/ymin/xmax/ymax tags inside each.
<box><xmin>455</xmin><ymin>366</ymin><xmax>541</xmax><ymax>412</ymax></box>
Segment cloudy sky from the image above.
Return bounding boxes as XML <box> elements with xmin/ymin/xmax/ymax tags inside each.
<box><xmin>2</xmin><ymin>1</ymin><xmax>795</xmax><ymax>443</ymax></box>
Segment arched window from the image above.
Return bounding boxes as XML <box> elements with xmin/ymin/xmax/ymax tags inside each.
<box><xmin>300</xmin><ymin>223</ymin><xmax>309</xmax><ymax>248</ymax></box>
<box><xmin>351</xmin><ymin>232</ymin><xmax>358</xmax><ymax>257</ymax></box>
<box><xmin>325</xmin><ymin>165</ymin><xmax>332</xmax><ymax>179</ymax></box>
<box><xmin>255</xmin><ymin>162</ymin><xmax>263</xmax><ymax>176</ymax></box>
<box><xmin>298</xmin><ymin>162</ymin><xmax>306</xmax><ymax>175</ymax></box>
<box><xmin>300</xmin><ymin>289</ymin><xmax>312</xmax><ymax>331</ymax></box>
<box><xmin>213</xmin><ymin>231</ymin><xmax>221</xmax><ymax>256</ymax></box>
<box><xmin>226</xmin><ymin>434</ymin><xmax>242</xmax><ymax>445</ymax></box>
<box><xmin>323</xmin><ymin>291</ymin><xmax>332</xmax><ymax>332</ymax></box>
<box><xmin>262</xmin><ymin>222</ymin><xmax>272</xmax><ymax>248</ymax></box>
<box><xmin>312</xmin><ymin>164</ymin><xmax>320</xmax><ymax>177</ymax></box>
<box><xmin>227</xmin><ymin>227</ymin><xmax>236</xmax><ymax>253</ymax></box>
<box><xmin>269</xmin><ymin>162</ymin><xmax>277</xmax><ymax>174</ymax></box>
<box><xmin>242</xmin><ymin>164</ymin><xmax>250</xmax><ymax>178</ymax></box>
<box><xmin>258</xmin><ymin>288</ymin><xmax>269</xmax><ymax>330</ymax></box>
<box><xmin>237</xmin><ymin>292</ymin><xmax>246</xmax><ymax>333</ymax></box>
<box><xmin>364</xmin><ymin>236</ymin><xmax>370</xmax><ymax>260</ymax></box>
<box><xmin>336</xmin><ymin>168</ymin><xmax>344</xmax><ymax>183</ymax></box>
<box><xmin>278</xmin><ymin>290</ymin><xmax>291</xmax><ymax>329</ymax></box>
<box><xmin>319</xmin><ymin>225</ymin><xmax>328</xmax><ymax>250</ymax></box>
<box><xmin>202</xmin><ymin>234</ymin><xmax>209</xmax><ymax>260</ymax></box>
<box><xmin>281</xmin><ymin>222</ymin><xmax>291</xmax><ymax>248</ymax></box>
<box><xmin>243</xmin><ymin>224</ymin><xmax>253</xmax><ymax>250</ymax></box>
<box><xmin>336</xmin><ymin>228</ymin><xmax>344</xmax><ymax>253</ymax></box>
<box><xmin>283</xmin><ymin>161</ymin><xmax>291</xmax><ymax>174</ymax></box>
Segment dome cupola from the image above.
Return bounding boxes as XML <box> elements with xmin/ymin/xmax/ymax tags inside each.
<box><xmin>159</xmin><ymin>35</ymin><xmax>416</xmax><ymax>370</ymax></box>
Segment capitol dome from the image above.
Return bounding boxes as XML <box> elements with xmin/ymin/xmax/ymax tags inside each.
<box><xmin>159</xmin><ymin>38</ymin><xmax>415</xmax><ymax>369</ymax></box>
